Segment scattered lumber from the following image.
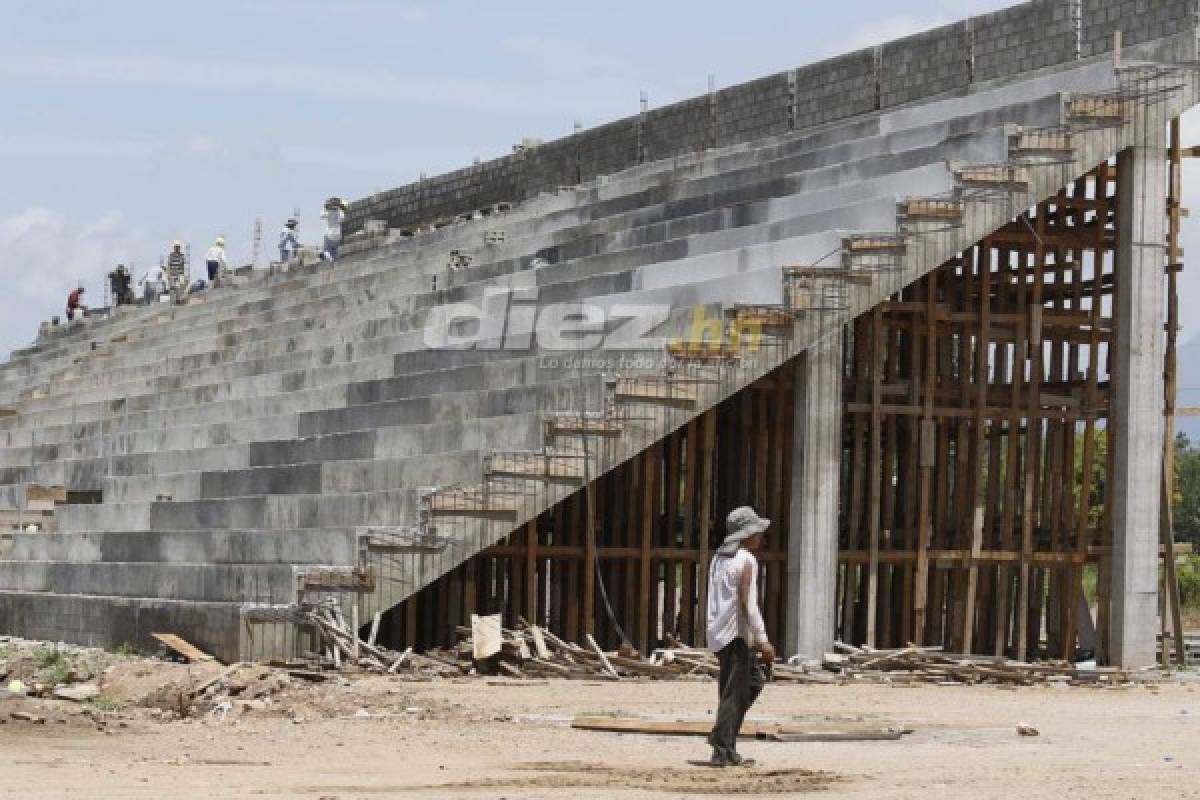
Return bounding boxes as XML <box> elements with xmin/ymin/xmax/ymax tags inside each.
<box><xmin>152</xmin><ymin>633</ymin><xmax>217</xmax><ymax>664</ymax></box>
<box><xmin>571</xmin><ymin>715</ymin><xmax>909</xmax><ymax>741</ymax></box>
<box><xmin>823</xmin><ymin>641</ymin><xmax>1138</xmax><ymax>686</ymax></box>
<box><xmin>430</xmin><ymin>622</ymin><xmax>821</xmax><ymax>682</ymax></box>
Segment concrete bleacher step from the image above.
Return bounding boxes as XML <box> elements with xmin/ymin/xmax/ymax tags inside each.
<box><xmin>0</xmin><ymin>560</ymin><xmax>300</xmax><ymax>604</ymax></box>
<box><xmin>0</xmin><ymin>92</ymin><xmax>1051</xmax><ymax>407</ymax></box>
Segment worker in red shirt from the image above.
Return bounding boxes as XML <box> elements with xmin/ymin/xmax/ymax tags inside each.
<box><xmin>66</xmin><ymin>285</ymin><xmax>87</xmax><ymax>322</ymax></box>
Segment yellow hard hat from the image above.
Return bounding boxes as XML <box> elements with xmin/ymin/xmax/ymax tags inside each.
<box><xmin>216</xmin><ymin>236</ymin><xmax>225</xmax><ymax>246</ymax></box>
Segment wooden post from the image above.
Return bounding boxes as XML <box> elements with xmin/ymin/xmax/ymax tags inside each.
<box><xmin>696</xmin><ymin>412</ymin><xmax>717</xmax><ymax>646</ymax></box>
<box><xmin>638</xmin><ymin>446</ymin><xmax>658</xmax><ymax>652</ymax></box>
<box><xmin>525</xmin><ymin>520</ymin><xmax>538</xmax><ymax>625</ymax></box>
<box><xmin>865</xmin><ymin>307</ymin><xmax>884</xmax><ymax>647</ymax></box>
<box><xmin>1162</xmin><ymin>116</ymin><xmax>1186</xmax><ymax>666</ymax></box>
<box><xmin>681</xmin><ymin>419</ymin><xmax>699</xmax><ymax>643</ymax></box>
<box><xmin>913</xmin><ymin>273</ymin><xmax>938</xmax><ymax>644</ymax></box>
<box><xmin>1017</xmin><ymin>210</ymin><xmax>1047</xmax><ymax>662</ymax></box>
<box><xmin>584</xmin><ymin>482</ymin><xmax>597</xmax><ymax>637</ymax></box>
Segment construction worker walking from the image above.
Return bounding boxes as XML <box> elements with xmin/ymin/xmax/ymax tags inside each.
<box><xmin>205</xmin><ymin>236</ymin><xmax>228</xmax><ymax>285</ymax></box>
<box><xmin>704</xmin><ymin>506</ymin><xmax>775</xmax><ymax>767</ymax></box>
<box><xmin>278</xmin><ymin>219</ymin><xmax>300</xmax><ymax>263</ymax></box>
<box><xmin>320</xmin><ymin>197</ymin><xmax>347</xmax><ymax>262</ymax></box>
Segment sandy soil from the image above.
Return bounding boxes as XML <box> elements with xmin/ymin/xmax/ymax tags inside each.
<box><xmin>5</xmin><ymin>668</ymin><xmax>1200</xmax><ymax>799</ymax></box>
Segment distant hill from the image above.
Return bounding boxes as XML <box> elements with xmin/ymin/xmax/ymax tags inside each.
<box><xmin>1179</xmin><ymin>336</ymin><xmax>1200</xmax><ymax>444</ymax></box>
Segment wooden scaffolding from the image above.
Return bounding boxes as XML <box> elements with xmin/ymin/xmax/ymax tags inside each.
<box><xmin>380</xmin><ymin>155</ymin><xmax>1183</xmax><ymax>664</ymax></box>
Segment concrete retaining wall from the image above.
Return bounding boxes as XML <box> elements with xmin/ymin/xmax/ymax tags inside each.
<box><xmin>345</xmin><ymin>0</ymin><xmax>1196</xmax><ymax>235</ymax></box>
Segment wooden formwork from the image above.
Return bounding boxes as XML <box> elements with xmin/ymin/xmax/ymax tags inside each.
<box><xmin>380</xmin><ymin>160</ymin><xmax>1179</xmax><ymax>663</ymax></box>
<box><xmin>380</xmin><ymin>365</ymin><xmax>798</xmax><ymax>654</ymax></box>
<box><xmin>840</xmin><ymin>163</ymin><xmax>1124</xmax><ymax>661</ymax></box>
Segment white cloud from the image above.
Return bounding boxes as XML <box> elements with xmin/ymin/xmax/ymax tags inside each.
<box><xmin>0</xmin><ymin>50</ymin><xmax>558</xmax><ymax>113</ymax></box>
<box><xmin>0</xmin><ymin>207</ymin><xmax>147</xmax><ymax>356</ymax></box>
<box><xmin>500</xmin><ymin>34</ymin><xmax>625</xmax><ymax>77</ymax></box>
<box><xmin>838</xmin><ymin>14</ymin><xmax>952</xmax><ymax>53</ymax></box>
<box><xmin>0</xmin><ymin>207</ymin><xmax>60</xmax><ymax>248</ymax></box>
<box><xmin>78</xmin><ymin>212</ymin><xmax>123</xmax><ymax>240</ymax></box>
<box><xmin>0</xmin><ymin>133</ymin><xmax>156</xmax><ymax>160</ymax></box>
<box><xmin>185</xmin><ymin>135</ymin><xmax>222</xmax><ymax>156</ymax></box>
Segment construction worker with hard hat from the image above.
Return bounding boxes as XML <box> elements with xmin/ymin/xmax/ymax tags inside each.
<box><xmin>321</xmin><ymin>197</ymin><xmax>347</xmax><ymax>262</ymax></box>
<box><xmin>279</xmin><ymin>218</ymin><xmax>300</xmax><ymax>263</ymax></box>
<box><xmin>205</xmin><ymin>236</ymin><xmax>228</xmax><ymax>285</ymax></box>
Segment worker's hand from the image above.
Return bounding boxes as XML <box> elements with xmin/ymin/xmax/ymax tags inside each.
<box><xmin>756</xmin><ymin>641</ymin><xmax>776</xmax><ymax>663</ymax></box>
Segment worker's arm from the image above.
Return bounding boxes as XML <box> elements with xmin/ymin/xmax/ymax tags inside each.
<box><xmin>737</xmin><ymin>556</ymin><xmax>773</xmax><ymax>660</ymax></box>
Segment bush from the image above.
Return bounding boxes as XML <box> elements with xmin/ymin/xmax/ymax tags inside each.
<box><xmin>34</xmin><ymin>647</ymin><xmax>70</xmax><ymax>685</ymax></box>
<box><xmin>1178</xmin><ymin>555</ymin><xmax>1200</xmax><ymax>609</ymax></box>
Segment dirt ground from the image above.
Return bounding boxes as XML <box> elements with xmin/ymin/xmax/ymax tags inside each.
<box><xmin>5</xmin><ymin>639</ymin><xmax>1200</xmax><ymax>798</ymax></box>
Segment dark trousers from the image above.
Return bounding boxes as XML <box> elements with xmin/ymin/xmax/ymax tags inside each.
<box><xmin>709</xmin><ymin>638</ymin><xmax>765</xmax><ymax>759</ymax></box>
<box><xmin>207</xmin><ymin>260</ymin><xmax>219</xmax><ymax>282</ymax></box>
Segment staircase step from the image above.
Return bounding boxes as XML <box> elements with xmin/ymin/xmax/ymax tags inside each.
<box><xmin>614</xmin><ymin>378</ymin><xmax>699</xmax><ymax>407</ymax></box>
<box><xmin>957</xmin><ymin>164</ymin><xmax>1030</xmax><ymax>191</ymax></box>
<box><xmin>545</xmin><ymin>415</ymin><xmax>625</xmax><ymax>438</ymax></box>
<box><xmin>1068</xmin><ymin>94</ymin><xmax>1127</xmax><ymax>125</ymax></box>
<box><xmin>428</xmin><ymin>487</ymin><xmax>521</xmax><ymax>517</ymax></box>
<box><xmin>900</xmin><ymin>198</ymin><xmax>964</xmax><ymax>223</ymax></box>
<box><xmin>485</xmin><ymin>451</ymin><xmax>586</xmax><ymax>482</ymax></box>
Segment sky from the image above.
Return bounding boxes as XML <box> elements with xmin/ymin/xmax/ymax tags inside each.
<box><xmin>1</xmin><ymin>0</ymin><xmax>1199</xmax><ymax>369</ymax></box>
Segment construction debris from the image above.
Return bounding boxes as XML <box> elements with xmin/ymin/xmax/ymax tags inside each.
<box><xmin>823</xmin><ymin>643</ymin><xmax>1141</xmax><ymax>686</ymax></box>
<box><xmin>151</xmin><ymin>633</ymin><xmax>216</xmax><ymax>664</ymax></box>
<box><xmin>572</xmin><ymin>715</ymin><xmax>910</xmax><ymax>742</ymax></box>
<box><xmin>413</xmin><ymin>622</ymin><xmax>828</xmax><ymax>682</ymax></box>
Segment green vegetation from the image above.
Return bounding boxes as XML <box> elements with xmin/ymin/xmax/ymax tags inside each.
<box><xmin>86</xmin><ymin>694</ymin><xmax>127</xmax><ymax>713</ymax></box>
<box><xmin>34</xmin><ymin>647</ymin><xmax>70</xmax><ymax>685</ymax></box>
<box><xmin>1175</xmin><ymin>433</ymin><xmax>1200</xmax><ymax>547</ymax></box>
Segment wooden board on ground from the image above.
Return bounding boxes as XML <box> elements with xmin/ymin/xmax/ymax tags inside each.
<box><xmin>572</xmin><ymin>716</ymin><xmax>908</xmax><ymax>741</ymax></box>
<box><xmin>152</xmin><ymin>633</ymin><xmax>217</xmax><ymax>663</ymax></box>
<box><xmin>529</xmin><ymin>626</ymin><xmax>551</xmax><ymax>660</ymax></box>
<box><xmin>471</xmin><ymin>613</ymin><xmax>504</xmax><ymax>660</ymax></box>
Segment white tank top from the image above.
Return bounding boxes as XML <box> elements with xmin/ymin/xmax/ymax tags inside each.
<box><xmin>706</xmin><ymin>548</ymin><xmax>767</xmax><ymax>652</ymax></box>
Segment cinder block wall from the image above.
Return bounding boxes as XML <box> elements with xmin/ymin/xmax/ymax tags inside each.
<box><xmin>879</xmin><ymin>22</ymin><xmax>972</xmax><ymax>109</ymax></box>
<box><xmin>346</xmin><ymin>0</ymin><xmax>1198</xmax><ymax>235</ymax></box>
<box><xmin>793</xmin><ymin>48</ymin><xmax>879</xmax><ymax>130</ymax></box>
<box><xmin>1083</xmin><ymin>0</ymin><xmax>1199</xmax><ymax>56</ymax></box>
<box><xmin>974</xmin><ymin>0</ymin><xmax>1082</xmax><ymax>81</ymax></box>
<box><xmin>714</xmin><ymin>73</ymin><xmax>794</xmax><ymax>147</ymax></box>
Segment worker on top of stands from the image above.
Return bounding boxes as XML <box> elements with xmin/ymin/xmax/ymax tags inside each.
<box><xmin>165</xmin><ymin>240</ymin><xmax>187</xmax><ymax>290</ymax></box>
<box><xmin>205</xmin><ymin>236</ymin><xmax>228</xmax><ymax>285</ymax></box>
<box><xmin>66</xmin><ymin>285</ymin><xmax>87</xmax><ymax>322</ymax></box>
<box><xmin>108</xmin><ymin>264</ymin><xmax>134</xmax><ymax>307</ymax></box>
<box><xmin>140</xmin><ymin>264</ymin><xmax>166</xmax><ymax>305</ymax></box>
<box><xmin>704</xmin><ymin>506</ymin><xmax>774</xmax><ymax>768</ymax></box>
<box><xmin>320</xmin><ymin>197</ymin><xmax>347</xmax><ymax>262</ymax></box>
<box><xmin>279</xmin><ymin>218</ymin><xmax>300</xmax><ymax>263</ymax></box>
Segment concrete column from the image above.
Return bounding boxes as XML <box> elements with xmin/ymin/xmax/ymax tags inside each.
<box><xmin>785</xmin><ymin>330</ymin><xmax>844</xmax><ymax>661</ymax></box>
<box><xmin>1109</xmin><ymin>130</ymin><xmax>1168</xmax><ymax>668</ymax></box>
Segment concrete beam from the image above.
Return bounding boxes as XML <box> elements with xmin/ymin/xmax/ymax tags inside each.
<box><xmin>785</xmin><ymin>329</ymin><xmax>845</xmax><ymax>661</ymax></box>
<box><xmin>1109</xmin><ymin>127</ymin><xmax>1168</xmax><ymax>668</ymax></box>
